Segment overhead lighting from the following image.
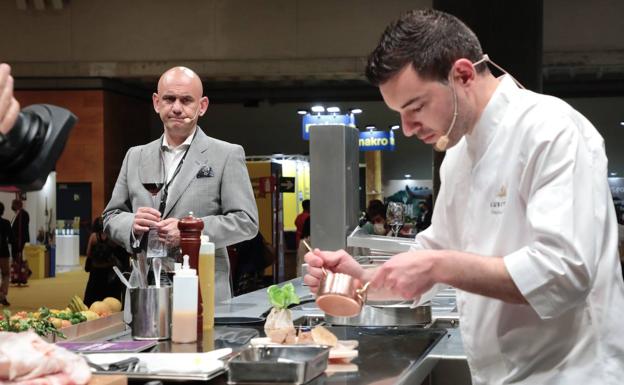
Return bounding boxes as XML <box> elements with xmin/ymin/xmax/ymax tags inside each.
<box><xmin>365</xmin><ymin>125</ymin><xmax>376</xmax><ymax>131</ymax></box>
<box><xmin>404</xmin><ymin>174</ymin><xmax>411</xmax><ymax>179</ymax></box>
<box><xmin>610</xmin><ymin>172</ymin><xmax>618</xmax><ymax>177</ymax></box>
<box><xmin>390</xmin><ymin>125</ymin><xmax>400</xmax><ymax>130</ymax></box>
<box><xmin>326</xmin><ymin>106</ymin><xmax>340</xmax><ymax>114</ymax></box>
<box><xmin>311</xmin><ymin>105</ymin><xmax>325</xmax><ymax>113</ymax></box>
<box><xmin>620</xmin><ymin>121</ymin><xmax>624</xmax><ymax>126</ymax></box>
<box><xmin>297</xmin><ymin>109</ymin><xmax>308</xmax><ymax>115</ymax></box>
<box><xmin>349</xmin><ymin>108</ymin><xmax>363</xmax><ymax>114</ymax></box>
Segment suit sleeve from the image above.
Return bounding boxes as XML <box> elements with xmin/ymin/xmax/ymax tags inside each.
<box><xmin>102</xmin><ymin>148</ymin><xmax>136</xmax><ymax>253</ymax></box>
<box><xmin>202</xmin><ymin>145</ymin><xmax>258</xmax><ymax>249</ymax></box>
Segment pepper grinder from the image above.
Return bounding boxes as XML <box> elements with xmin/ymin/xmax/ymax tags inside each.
<box><xmin>178</xmin><ymin>211</ymin><xmax>204</xmax><ymax>335</ymax></box>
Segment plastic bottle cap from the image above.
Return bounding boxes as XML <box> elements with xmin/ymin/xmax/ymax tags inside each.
<box><xmin>177</xmin><ymin>255</ymin><xmax>196</xmax><ymax>276</ymax></box>
<box><xmin>174</xmin><ymin>262</ymin><xmax>182</xmax><ymax>271</ymax></box>
<box><xmin>201</xmin><ymin>234</ymin><xmax>210</xmax><ymax>243</ymax></box>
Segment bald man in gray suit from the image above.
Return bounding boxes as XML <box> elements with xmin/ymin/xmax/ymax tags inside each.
<box><xmin>103</xmin><ymin>66</ymin><xmax>258</xmax><ymax>302</ymax></box>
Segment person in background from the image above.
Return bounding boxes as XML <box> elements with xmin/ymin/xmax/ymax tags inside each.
<box><xmin>84</xmin><ymin>217</ymin><xmax>127</xmax><ymax>306</ymax></box>
<box><xmin>10</xmin><ymin>199</ymin><xmax>29</xmax><ymax>259</ymax></box>
<box><xmin>0</xmin><ymin>63</ymin><xmax>19</xmax><ymax>139</ymax></box>
<box><xmin>415</xmin><ymin>200</ymin><xmax>431</xmax><ymax>233</ymax></box>
<box><xmin>361</xmin><ymin>199</ymin><xmax>388</xmax><ymax>236</ymax></box>
<box><xmin>230</xmin><ymin>232</ymin><xmax>274</xmax><ymax>295</ymax></box>
<box><xmin>294</xmin><ymin>199</ymin><xmax>310</xmax><ymax>248</ymax></box>
<box><xmin>296</xmin><ymin>217</ymin><xmax>311</xmax><ymax>274</ymax></box>
<box><xmin>306</xmin><ymin>9</ymin><xmax>624</xmax><ymax>384</ymax></box>
<box><xmin>0</xmin><ymin>203</ymin><xmax>13</xmax><ymax>306</ymax></box>
<box><xmin>103</xmin><ymin>66</ymin><xmax>258</xmax><ymax>303</ymax></box>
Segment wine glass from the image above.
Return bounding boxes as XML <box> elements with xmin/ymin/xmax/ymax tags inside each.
<box><xmin>386</xmin><ymin>202</ymin><xmax>405</xmax><ymax>237</ymax></box>
<box><xmin>139</xmin><ymin>151</ymin><xmax>167</xmax><ymax>259</ymax></box>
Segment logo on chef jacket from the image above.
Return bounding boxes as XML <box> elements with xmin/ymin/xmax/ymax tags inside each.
<box><xmin>490</xmin><ymin>184</ymin><xmax>507</xmax><ymax>214</ymax></box>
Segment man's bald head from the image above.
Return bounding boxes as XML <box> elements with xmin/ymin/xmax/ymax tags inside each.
<box><xmin>157</xmin><ymin>66</ymin><xmax>204</xmax><ymax>97</ymax></box>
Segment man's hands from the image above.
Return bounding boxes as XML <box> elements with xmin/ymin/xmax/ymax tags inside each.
<box><xmin>304</xmin><ymin>248</ymin><xmax>440</xmax><ymax>301</ymax></box>
<box><xmin>133</xmin><ymin>207</ymin><xmax>161</xmax><ymax>237</ymax></box>
<box><xmin>0</xmin><ymin>63</ymin><xmax>20</xmax><ymax>136</ymax></box>
<box><xmin>369</xmin><ymin>250</ymin><xmax>439</xmax><ymax>300</ymax></box>
<box><xmin>157</xmin><ymin>218</ymin><xmax>180</xmax><ymax>246</ymax></box>
<box><xmin>132</xmin><ymin>208</ymin><xmax>180</xmax><ymax>246</ymax></box>
<box><xmin>303</xmin><ymin>249</ymin><xmax>367</xmax><ymax>293</ymax></box>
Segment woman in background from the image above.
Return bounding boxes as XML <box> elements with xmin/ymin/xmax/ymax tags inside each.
<box><xmin>84</xmin><ymin>217</ymin><xmax>127</xmax><ymax>306</ymax></box>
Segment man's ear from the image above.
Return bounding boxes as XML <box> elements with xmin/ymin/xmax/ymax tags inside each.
<box><xmin>453</xmin><ymin>58</ymin><xmax>477</xmax><ymax>85</ymax></box>
<box><xmin>199</xmin><ymin>96</ymin><xmax>209</xmax><ymax>117</ymax></box>
<box><xmin>152</xmin><ymin>93</ymin><xmax>160</xmax><ymax>113</ymax></box>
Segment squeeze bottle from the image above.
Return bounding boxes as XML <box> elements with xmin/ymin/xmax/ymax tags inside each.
<box><xmin>199</xmin><ymin>235</ymin><xmax>215</xmax><ymax>330</ymax></box>
<box><xmin>171</xmin><ymin>255</ymin><xmax>198</xmax><ymax>343</ymax></box>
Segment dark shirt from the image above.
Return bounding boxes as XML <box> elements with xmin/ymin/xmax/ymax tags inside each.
<box><xmin>0</xmin><ymin>218</ymin><xmax>12</xmax><ymax>258</ymax></box>
<box><xmin>11</xmin><ymin>209</ymin><xmax>30</xmax><ymax>255</ymax></box>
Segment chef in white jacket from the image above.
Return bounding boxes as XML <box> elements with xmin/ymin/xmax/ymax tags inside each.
<box><xmin>305</xmin><ymin>9</ymin><xmax>624</xmax><ymax>385</ymax></box>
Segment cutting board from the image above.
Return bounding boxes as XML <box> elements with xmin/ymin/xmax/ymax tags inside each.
<box><xmin>88</xmin><ymin>375</ymin><xmax>127</xmax><ymax>385</ymax></box>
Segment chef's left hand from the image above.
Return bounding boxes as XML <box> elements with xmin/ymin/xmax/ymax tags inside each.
<box><xmin>156</xmin><ymin>218</ymin><xmax>180</xmax><ymax>246</ymax></box>
<box><xmin>370</xmin><ymin>250</ymin><xmax>438</xmax><ymax>300</ymax></box>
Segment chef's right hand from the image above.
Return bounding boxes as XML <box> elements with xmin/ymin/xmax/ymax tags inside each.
<box><xmin>132</xmin><ymin>207</ymin><xmax>161</xmax><ymax>237</ymax></box>
<box><xmin>303</xmin><ymin>249</ymin><xmax>364</xmax><ymax>294</ymax></box>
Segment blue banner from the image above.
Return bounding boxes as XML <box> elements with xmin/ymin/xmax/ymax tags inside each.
<box><xmin>302</xmin><ymin>114</ymin><xmax>355</xmax><ymax>140</ymax></box>
<box><xmin>359</xmin><ymin>130</ymin><xmax>395</xmax><ymax>151</ymax></box>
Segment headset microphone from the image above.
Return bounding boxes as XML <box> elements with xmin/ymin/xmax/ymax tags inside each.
<box><xmin>183</xmin><ymin>105</ymin><xmax>202</xmax><ymax>124</ymax></box>
<box><xmin>434</xmin><ymin>75</ymin><xmax>458</xmax><ymax>152</ymax></box>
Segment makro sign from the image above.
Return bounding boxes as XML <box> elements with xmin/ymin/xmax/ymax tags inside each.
<box><xmin>302</xmin><ymin>114</ymin><xmax>355</xmax><ymax>140</ymax></box>
<box><xmin>359</xmin><ymin>130</ymin><xmax>395</xmax><ymax>151</ymax></box>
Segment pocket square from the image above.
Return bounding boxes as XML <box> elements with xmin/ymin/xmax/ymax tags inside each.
<box><xmin>196</xmin><ymin>166</ymin><xmax>214</xmax><ymax>178</ymax></box>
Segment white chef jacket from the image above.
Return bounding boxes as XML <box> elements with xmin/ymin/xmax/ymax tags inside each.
<box><xmin>415</xmin><ymin>75</ymin><xmax>624</xmax><ymax>384</ymax></box>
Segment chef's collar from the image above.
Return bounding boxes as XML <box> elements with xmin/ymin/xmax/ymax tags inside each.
<box><xmin>161</xmin><ymin>127</ymin><xmax>196</xmax><ymax>151</ymax></box>
<box><xmin>465</xmin><ymin>75</ymin><xmax>518</xmax><ymax>165</ymax></box>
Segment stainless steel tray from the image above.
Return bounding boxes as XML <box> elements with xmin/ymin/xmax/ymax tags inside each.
<box><xmin>228</xmin><ymin>345</ymin><xmax>330</xmax><ymax>384</ymax></box>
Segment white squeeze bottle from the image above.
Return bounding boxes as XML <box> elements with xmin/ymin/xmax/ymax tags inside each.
<box><xmin>172</xmin><ymin>254</ymin><xmax>198</xmax><ymax>343</ymax></box>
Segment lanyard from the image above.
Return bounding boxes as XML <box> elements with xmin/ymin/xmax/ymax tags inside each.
<box><xmin>158</xmin><ymin>131</ymin><xmax>196</xmax><ymax>215</ymax></box>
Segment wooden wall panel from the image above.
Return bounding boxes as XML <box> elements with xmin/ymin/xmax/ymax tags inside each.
<box><xmin>14</xmin><ymin>90</ymin><xmax>105</xmax><ymax>221</ymax></box>
<box><xmin>103</xmin><ymin>92</ymin><xmax>152</xmax><ymax>205</ymax></box>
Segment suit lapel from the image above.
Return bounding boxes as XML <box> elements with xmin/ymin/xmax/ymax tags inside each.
<box><xmin>163</xmin><ymin>129</ymin><xmax>210</xmax><ymax>218</ymax></box>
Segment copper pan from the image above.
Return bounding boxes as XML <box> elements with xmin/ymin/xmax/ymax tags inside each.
<box><xmin>315</xmin><ymin>267</ymin><xmax>370</xmax><ymax>317</ymax></box>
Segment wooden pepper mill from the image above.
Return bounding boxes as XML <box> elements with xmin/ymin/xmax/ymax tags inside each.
<box><xmin>178</xmin><ymin>211</ymin><xmax>204</xmax><ymax>336</ymax></box>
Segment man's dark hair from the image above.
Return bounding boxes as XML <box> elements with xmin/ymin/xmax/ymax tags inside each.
<box><xmin>366</xmin><ymin>9</ymin><xmax>487</xmax><ymax>85</ymax></box>
<box><xmin>302</xmin><ymin>199</ymin><xmax>310</xmax><ymax>211</ymax></box>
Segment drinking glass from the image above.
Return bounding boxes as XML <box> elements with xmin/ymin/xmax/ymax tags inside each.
<box><xmin>386</xmin><ymin>202</ymin><xmax>405</xmax><ymax>237</ymax></box>
<box><xmin>139</xmin><ymin>151</ymin><xmax>167</xmax><ymax>259</ymax></box>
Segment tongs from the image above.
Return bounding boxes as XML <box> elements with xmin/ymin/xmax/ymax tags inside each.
<box><xmin>84</xmin><ymin>356</ymin><xmax>140</xmax><ymax>372</ymax></box>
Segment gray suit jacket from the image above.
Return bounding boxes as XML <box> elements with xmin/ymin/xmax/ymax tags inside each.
<box><xmin>102</xmin><ymin>128</ymin><xmax>259</xmax><ymax>302</ymax></box>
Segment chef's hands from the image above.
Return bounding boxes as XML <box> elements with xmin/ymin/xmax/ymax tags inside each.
<box><xmin>304</xmin><ymin>249</ymin><xmax>368</xmax><ymax>294</ymax></box>
<box><xmin>370</xmin><ymin>250</ymin><xmax>438</xmax><ymax>300</ymax></box>
<box><xmin>0</xmin><ymin>63</ymin><xmax>20</xmax><ymax>136</ymax></box>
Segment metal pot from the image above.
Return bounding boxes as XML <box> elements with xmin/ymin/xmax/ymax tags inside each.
<box><xmin>325</xmin><ymin>302</ymin><xmax>432</xmax><ymax>327</ymax></box>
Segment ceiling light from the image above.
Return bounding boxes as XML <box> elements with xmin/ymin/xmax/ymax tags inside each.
<box><xmin>349</xmin><ymin>108</ymin><xmax>363</xmax><ymax>114</ymax></box>
<box><xmin>297</xmin><ymin>109</ymin><xmax>308</xmax><ymax>115</ymax></box>
<box><xmin>365</xmin><ymin>125</ymin><xmax>376</xmax><ymax>131</ymax></box>
<box><xmin>404</xmin><ymin>174</ymin><xmax>411</xmax><ymax>179</ymax></box>
<box><xmin>326</xmin><ymin>107</ymin><xmax>340</xmax><ymax>113</ymax></box>
<box><xmin>390</xmin><ymin>125</ymin><xmax>400</xmax><ymax>130</ymax></box>
<box><xmin>311</xmin><ymin>105</ymin><xmax>325</xmax><ymax>113</ymax></box>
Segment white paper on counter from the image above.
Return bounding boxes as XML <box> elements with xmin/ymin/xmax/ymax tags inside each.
<box><xmin>85</xmin><ymin>347</ymin><xmax>231</xmax><ymax>373</ymax></box>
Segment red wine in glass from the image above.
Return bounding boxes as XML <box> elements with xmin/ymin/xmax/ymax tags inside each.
<box><xmin>143</xmin><ymin>183</ymin><xmax>164</xmax><ymax>196</ymax></box>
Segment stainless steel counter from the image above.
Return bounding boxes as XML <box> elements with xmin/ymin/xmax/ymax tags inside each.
<box><xmin>214</xmin><ymin>278</ymin><xmax>470</xmax><ymax>385</ymax></box>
